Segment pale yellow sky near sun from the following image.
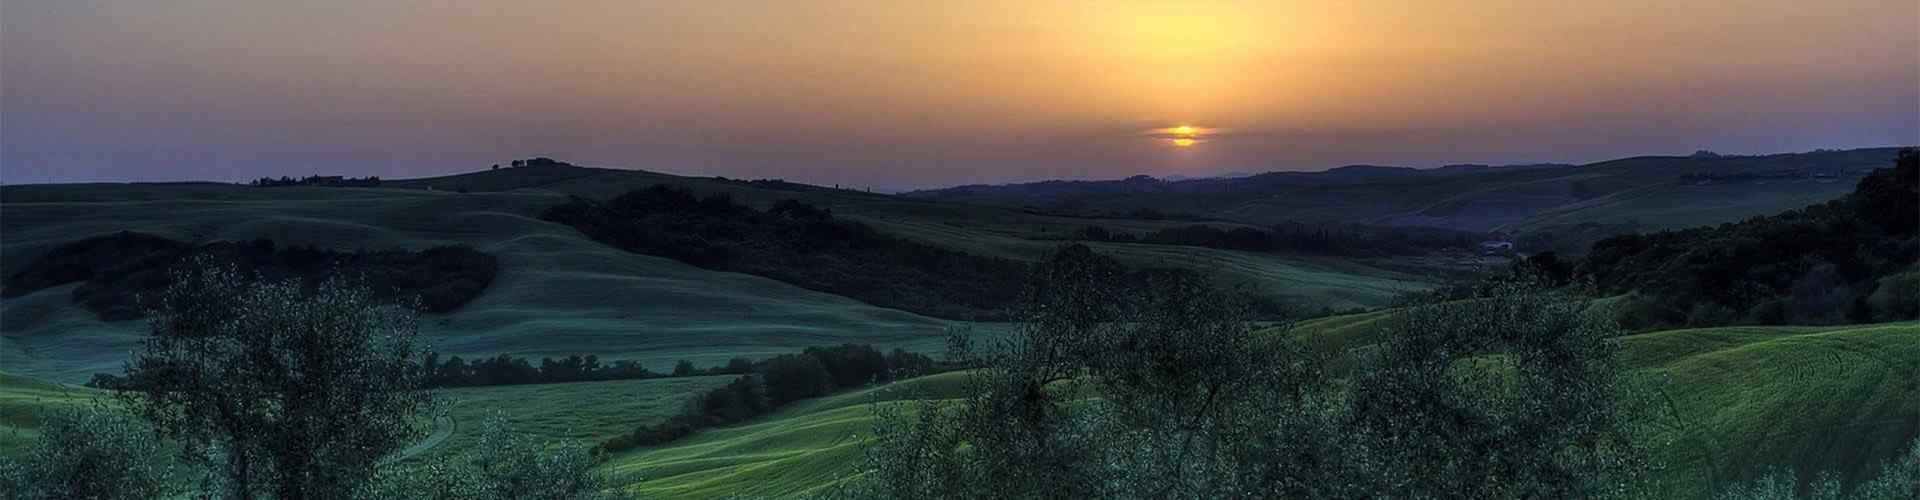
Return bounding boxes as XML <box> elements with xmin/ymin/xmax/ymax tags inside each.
<box><xmin>3</xmin><ymin>0</ymin><xmax>1914</xmax><ymax>185</ymax></box>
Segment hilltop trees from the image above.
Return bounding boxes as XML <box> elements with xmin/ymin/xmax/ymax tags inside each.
<box><xmin>119</xmin><ymin>259</ymin><xmax>438</xmax><ymax>499</ymax></box>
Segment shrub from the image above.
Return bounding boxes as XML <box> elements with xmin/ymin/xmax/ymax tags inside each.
<box><xmin>763</xmin><ymin>354</ymin><xmax>834</xmax><ymax>405</ymax></box>
<box><xmin>0</xmin><ymin>406</ymin><xmax>182</xmax><ymax>500</ymax></box>
<box><xmin>369</xmin><ymin>416</ymin><xmax>609</xmax><ymax>499</ymax></box>
<box><xmin>1867</xmin><ymin>270</ymin><xmax>1920</xmax><ymax>321</ymax></box>
<box><xmin>120</xmin><ymin>259</ymin><xmax>437</xmax><ymax>499</ymax></box>
<box><xmin>1714</xmin><ymin>438</ymin><xmax>1920</xmax><ymax>500</ymax></box>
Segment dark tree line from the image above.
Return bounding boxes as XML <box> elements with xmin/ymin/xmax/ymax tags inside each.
<box><xmin>1577</xmin><ymin>149</ymin><xmax>1918</xmax><ymax>328</ymax></box>
<box><xmin>417</xmin><ymin>353</ymin><xmax>658</xmax><ymax>388</ymax></box>
<box><xmin>3</xmin><ymin>232</ymin><xmax>498</xmax><ymax>320</ymax></box>
<box><xmin>595</xmin><ymin>344</ymin><xmax>939</xmax><ymax>454</ymax></box>
<box><xmin>541</xmin><ymin>185</ymin><xmax>1032</xmax><ymax>320</ymax></box>
<box><xmin>250</xmin><ymin>175</ymin><xmax>382</xmax><ymax>187</ymax></box>
<box><xmin>1076</xmin><ymin>221</ymin><xmax>1483</xmax><ymax>257</ymax></box>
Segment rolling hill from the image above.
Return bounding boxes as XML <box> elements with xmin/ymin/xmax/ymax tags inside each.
<box><xmin>4</xmin><ymin>318</ymin><xmax>1912</xmax><ymax>499</ymax></box>
<box><xmin>1</xmin><ymin>170</ymin><xmax>1432</xmax><ymax>383</ymax></box>
<box><xmin>583</xmin><ymin>320</ymin><xmax>1919</xmax><ymax>499</ymax></box>
<box><xmin>903</xmin><ymin>148</ymin><xmax>1907</xmax><ymax>238</ymax></box>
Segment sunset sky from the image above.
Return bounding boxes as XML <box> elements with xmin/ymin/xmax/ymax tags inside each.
<box><xmin>3</xmin><ymin>1</ymin><xmax>1915</xmax><ymax>189</ymax></box>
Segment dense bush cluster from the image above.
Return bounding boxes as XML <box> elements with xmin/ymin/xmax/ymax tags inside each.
<box><xmin>541</xmin><ymin>185</ymin><xmax>1031</xmax><ymax>319</ymax></box>
<box><xmin>0</xmin><ymin>406</ymin><xmax>182</xmax><ymax>500</ymax></box>
<box><xmin>1579</xmin><ymin>149</ymin><xmax>1918</xmax><ymax>329</ymax></box>
<box><xmin>596</xmin><ymin>344</ymin><xmax>938</xmax><ymax>455</ymax></box>
<box><xmin>1076</xmin><ymin>221</ymin><xmax>1482</xmax><ymax>257</ymax></box>
<box><xmin>829</xmin><ymin>245</ymin><xmax>1661</xmax><ymax>499</ymax></box>
<box><xmin>2</xmin><ymin>232</ymin><xmax>497</xmax><ymax>319</ymax></box>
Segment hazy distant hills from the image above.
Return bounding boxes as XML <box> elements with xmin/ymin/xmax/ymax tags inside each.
<box><xmin>903</xmin><ymin>148</ymin><xmax>1907</xmax><ymax>234</ymax></box>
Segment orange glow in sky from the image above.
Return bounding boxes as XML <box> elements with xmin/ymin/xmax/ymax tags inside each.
<box><xmin>1</xmin><ymin>0</ymin><xmax>1914</xmax><ymax>187</ymax></box>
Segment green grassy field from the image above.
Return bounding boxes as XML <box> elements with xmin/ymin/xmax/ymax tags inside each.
<box><xmin>597</xmin><ymin>371</ymin><xmax>975</xmax><ymax>499</ymax></box>
<box><xmin>3</xmin><ymin>320</ymin><xmax>1913</xmax><ymax>498</ymax></box>
<box><xmin>0</xmin><ymin>183</ymin><xmax>960</xmax><ymax>382</ymax></box>
<box><xmin>589</xmin><ymin>320</ymin><xmax>1919</xmax><ymax>499</ymax></box>
<box><xmin>1624</xmin><ymin>323</ymin><xmax>1920</xmax><ymax>497</ymax></box>
<box><xmin>1</xmin><ymin>172</ymin><xmax>1430</xmax><ymax>383</ymax></box>
<box><xmin>0</xmin><ymin>371</ymin><xmax>110</xmax><ymax>455</ymax></box>
<box><xmin>422</xmin><ymin>375</ymin><xmax>738</xmax><ymax>460</ymax></box>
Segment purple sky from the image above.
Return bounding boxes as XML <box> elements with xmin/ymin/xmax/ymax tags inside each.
<box><xmin>3</xmin><ymin>1</ymin><xmax>1915</xmax><ymax>190</ymax></box>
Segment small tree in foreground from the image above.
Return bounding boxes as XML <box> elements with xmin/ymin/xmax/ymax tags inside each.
<box><xmin>365</xmin><ymin>415</ymin><xmax>609</xmax><ymax>499</ymax></box>
<box><xmin>121</xmin><ymin>259</ymin><xmax>437</xmax><ymax>499</ymax></box>
<box><xmin>0</xmin><ymin>405</ymin><xmax>182</xmax><ymax>500</ymax></box>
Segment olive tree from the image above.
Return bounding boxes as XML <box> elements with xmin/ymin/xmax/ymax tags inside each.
<box><xmin>121</xmin><ymin>260</ymin><xmax>437</xmax><ymax>499</ymax></box>
<box><xmin>0</xmin><ymin>405</ymin><xmax>182</xmax><ymax>500</ymax></box>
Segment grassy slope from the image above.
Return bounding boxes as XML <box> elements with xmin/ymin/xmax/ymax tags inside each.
<box><xmin>1624</xmin><ymin>323</ymin><xmax>1920</xmax><ymax>497</ymax></box>
<box><xmin>0</xmin><ymin>371</ymin><xmax>109</xmax><ymax>455</ymax></box>
<box><xmin>0</xmin><ymin>184</ymin><xmax>958</xmax><ymax>382</ymax></box>
<box><xmin>4</xmin><ymin>321</ymin><xmax>1910</xmax><ymax>498</ymax></box>
<box><xmin>2</xmin><ymin>171</ymin><xmax>1432</xmax><ymax>382</ymax></box>
<box><xmin>595</xmin><ymin>320</ymin><xmax>1919</xmax><ymax>499</ymax></box>
<box><xmin>423</xmin><ymin>375</ymin><xmax>738</xmax><ymax>459</ymax></box>
<box><xmin>598</xmin><ymin>371</ymin><xmax>975</xmax><ymax>499</ymax></box>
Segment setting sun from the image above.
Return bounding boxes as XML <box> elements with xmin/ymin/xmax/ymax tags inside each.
<box><xmin>1173</xmin><ymin>138</ymin><xmax>1197</xmax><ymax>147</ymax></box>
<box><xmin>1174</xmin><ymin>125</ymin><xmax>1196</xmax><ymax>136</ymax></box>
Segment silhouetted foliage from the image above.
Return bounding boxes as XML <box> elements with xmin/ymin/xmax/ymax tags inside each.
<box><xmin>405</xmin><ymin>353</ymin><xmax>658</xmax><ymax>388</ymax></box>
<box><xmin>250</xmin><ymin>175</ymin><xmax>381</xmax><ymax>187</ymax></box>
<box><xmin>541</xmin><ymin>185</ymin><xmax>1031</xmax><ymax>319</ymax></box>
<box><xmin>118</xmin><ymin>260</ymin><xmax>437</xmax><ymax>499</ymax></box>
<box><xmin>2</xmin><ymin>232</ymin><xmax>498</xmax><ymax>319</ymax></box>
